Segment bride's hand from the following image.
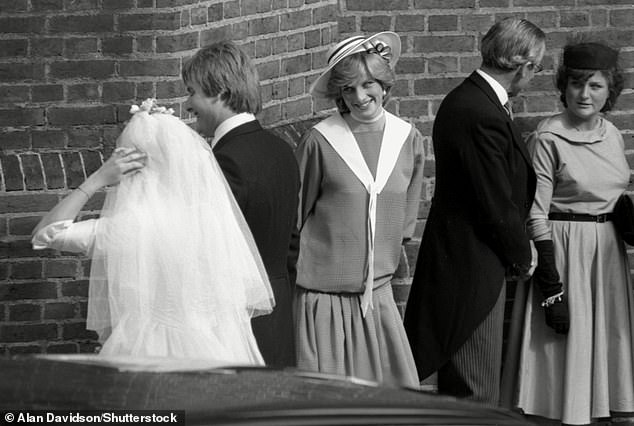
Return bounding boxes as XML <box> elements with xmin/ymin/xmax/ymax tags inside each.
<box><xmin>92</xmin><ymin>147</ymin><xmax>147</xmax><ymax>188</ymax></box>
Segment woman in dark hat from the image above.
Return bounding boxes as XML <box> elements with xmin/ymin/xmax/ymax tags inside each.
<box><xmin>293</xmin><ymin>32</ymin><xmax>424</xmax><ymax>387</ymax></box>
<box><xmin>516</xmin><ymin>41</ymin><xmax>634</xmax><ymax>424</ymax></box>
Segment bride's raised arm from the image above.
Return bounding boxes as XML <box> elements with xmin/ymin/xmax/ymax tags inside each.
<box><xmin>31</xmin><ymin>147</ymin><xmax>146</xmax><ymax>238</ymax></box>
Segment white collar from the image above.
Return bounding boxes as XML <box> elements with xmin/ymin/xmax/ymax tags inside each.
<box><xmin>476</xmin><ymin>69</ymin><xmax>509</xmax><ymax>106</ymax></box>
<box><xmin>211</xmin><ymin>113</ymin><xmax>257</xmax><ymax>147</ymax></box>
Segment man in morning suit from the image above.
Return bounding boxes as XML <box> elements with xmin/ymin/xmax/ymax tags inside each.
<box><xmin>182</xmin><ymin>40</ymin><xmax>300</xmax><ymax>368</ymax></box>
<box><xmin>404</xmin><ymin>18</ymin><xmax>545</xmax><ymax>403</ymax></box>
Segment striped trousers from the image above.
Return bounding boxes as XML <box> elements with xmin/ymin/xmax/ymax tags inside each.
<box><xmin>437</xmin><ymin>282</ymin><xmax>506</xmax><ymax>404</ymax></box>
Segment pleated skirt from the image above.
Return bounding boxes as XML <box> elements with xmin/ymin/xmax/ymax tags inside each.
<box><xmin>294</xmin><ymin>283</ymin><xmax>419</xmax><ymax>388</ymax></box>
<box><xmin>517</xmin><ymin>221</ymin><xmax>634</xmax><ymax>425</ymax></box>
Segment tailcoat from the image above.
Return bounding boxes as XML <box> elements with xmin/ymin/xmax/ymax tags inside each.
<box><xmin>404</xmin><ymin>71</ymin><xmax>536</xmax><ymax>380</ymax></box>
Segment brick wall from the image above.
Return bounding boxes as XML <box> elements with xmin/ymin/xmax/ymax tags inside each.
<box><xmin>1</xmin><ymin>0</ymin><xmax>633</xmax><ymax>354</ymax></box>
<box><xmin>0</xmin><ymin>0</ymin><xmax>338</xmax><ymax>355</ymax></box>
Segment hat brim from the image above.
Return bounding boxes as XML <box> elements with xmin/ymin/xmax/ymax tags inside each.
<box><xmin>309</xmin><ymin>31</ymin><xmax>401</xmax><ymax>98</ymax></box>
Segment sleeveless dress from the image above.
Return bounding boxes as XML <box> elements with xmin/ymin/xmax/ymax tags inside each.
<box><xmin>516</xmin><ymin>115</ymin><xmax>634</xmax><ymax>424</ymax></box>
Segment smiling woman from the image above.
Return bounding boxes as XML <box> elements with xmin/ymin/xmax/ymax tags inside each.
<box><xmin>292</xmin><ymin>32</ymin><xmax>425</xmax><ymax>389</ymax></box>
<box><xmin>515</xmin><ymin>42</ymin><xmax>634</xmax><ymax>425</ymax></box>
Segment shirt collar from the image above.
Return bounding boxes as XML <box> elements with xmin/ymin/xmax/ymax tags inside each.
<box><xmin>476</xmin><ymin>69</ymin><xmax>509</xmax><ymax>106</ymax></box>
<box><xmin>211</xmin><ymin>113</ymin><xmax>257</xmax><ymax>147</ymax></box>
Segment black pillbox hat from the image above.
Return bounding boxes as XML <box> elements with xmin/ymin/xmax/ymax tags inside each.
<box><xmin>563</xmin><ymin>42</ymin><xmax>618</xmax><ymax>70</ymax></box>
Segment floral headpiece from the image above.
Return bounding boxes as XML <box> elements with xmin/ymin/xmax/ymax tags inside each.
<box><xmin>129</xmin><ymin>98</ymin><xmax>175</xmax><ymax>115</ymax></box>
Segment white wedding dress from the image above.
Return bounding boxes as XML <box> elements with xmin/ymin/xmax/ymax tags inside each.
<box><xmin>33</xmin><ymin>101</ymin><xmax>274</xmax><ymax>365</ymax></box>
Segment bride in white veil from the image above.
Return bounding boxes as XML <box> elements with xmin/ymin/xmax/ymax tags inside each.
<box><xmin>32</xmin><ymin>99</ymin><xmax>274</xmax><ymax>364</ymax></box>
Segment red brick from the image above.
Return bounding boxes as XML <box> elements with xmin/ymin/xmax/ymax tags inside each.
<box><xmin>32</xmin><ymin>85</ymin><xmax>64</xmax><ymax>103</ymax></box>
<box><xmin>68</xmin><ymin>84</ymin><xmax>100</xmax><ymax>102</ymax></box>
<box><xmin>49</xmin><ymin>14</ymin><xmax>114</xmax><ymax>33</ymax></box>
<box><xmin>156</xmin><ymin>32</ymin><xmax>199</xmax><ymax>53</ymax></box>
<box><xmin>399</xmin><ymin>99</ymin><xmax>428</xmax><ymax>117</ymax></box>
<box><xmin>62</xmin><ymin>321</ymin><xmax>98</xmax><ymax>340</ymax></box>
<box><xmin>21</xmin><ymin>154</ymin><xmax>45</xmax><ymax>190</ymax></box>
<box><xmin>10</xmin><ymin>261</ymin><xmax>43</xmax><ymax>279</ymax></box>
<box><xmin>462</xmin><ymin>14</ymin><xmax>494</xmax><ymax>32</ymax></box>
<box><xmin>257</xmin><ymin>60</ymin><xmax>281</xmax><ymax>80</ymax></box>
<box><xmin>515</xmin><ymin>0</ymin><xmax>574</xmax><ymax>4</ymax></box>
<box><xmin>395</xmin><ymin>15</ymin><xmax>425</xmax><ymax>32</ymax></box>
<box><xmin>32</xmin><ymin>0</ymin><xmax>63</xmax><ymax>10</ymax></box>
<box><xmin>45</xmin><ymin>260</ymin><xmax>79</xmax><ymax>278</ymax></box>
<box><xmin>590</xmin><ymin>9</ymin><xmax>608</xmax><ymax>26</ymax></box>
<box><xmin>44</xmin><ymin>302</ymin><xmax>76</xmax><ymax>320</ymax></box>
<box><xmin>347</xmin><ymin>0</ymin><xmax>408</xmax><ymax>10</ymax></box>
<box><xmin>156</xmin><ymin>79</ymin><xmax>186</xmax><ymax>99</ymax></box>
<box><xmin>119</xmin><ymin>12</ymin><xmax>181</xmax><ymax>31</ymax></box>
<box><xmin>414</xmin><ymin>77</ymin><xmax>463</xmax><ymax>95</ymax></box>
<box><xmin>119</xmin><ymin>59</ymin><xmax>180</xmax><ymax>77</ymax></box>
<box><xmin>33</xmin><ymin>130</ymin><xmax>65</xmax><ymax>149</ymax></box>
<box><xmin>281</xmin><ymin>10</ymin><xmax>311</xmax><ymax>31</ymax></box>
<box><xmin>0</xmin><ymin>63</ymin><xmax>45</xmax><ymax>82</ymax></box>
<box><xmin>81</xmin><ymin>151</ymin><xmax>102</xmax><ymax>177</ymax></box>
<box><xmin>232</xmin><ymin>21</ymin><xmax>249</xmax><ymax>41</ymax></box>
<box><xmin>0</xmin><ymin>85</ymin><xmax>29</xmax><ymax>105</ymax></box>
<box><xmin>610</xmin><ymin>8</ymin><xmax>634</xmax><ymax>27</ymax></box>
<box><xmin>0</xmin><ymin>324</ymin><xmax>57</xmax><ymax>343</ymax></box>
<box><xmin>429</xmin><ymin>15</ymin><xmax>458</xmax><ymax>31</ymax></box>
<box><xmin>288</xmin><ymin>34</ymin><xmax>304</xmax><ymax>52</ymax></box>
<box><xmin>414</xmin><ymin>35</ymin><xmax>475</xmax><ymax>53</ymax></box>
<box><xmin>61</xmin><ymin>280</ymin><xmax>89</xmax><ymax>297</ymax></box>
<box><xmin>61</xmin><ymin>151</ymin><xmax>85</xmax><ymax>188</ymax></box>
<box><xmin>7</xmin><ymin>345</ymin><xmax>44</xmax><ymax>355</ymax></box>
<box><xmin>8</xmin><ymin>216</ymin><xmax>40</xmax><ymax>236</ymax></box>
<box><xmin>427</xmin><ymin>56</ymin><xmax>459</xmax><ymax>74</ymax></box>
<box><xmin>415</xmin><ymin>0</ymin><xmax>474</xmax><ymax>6</ymax></box>
<box><xmin>64</xmin><ymin>38</ymin><xmax>99</xmax><ymax>57</ymax></box>
<box><xmin>40</xmin><ymin>153</ymin><xmax>65</xmax><ymax>189</ymax></box>
<box><xmin>49</xmin><ymin>60</ymin><xmax>115</xmax><ymax>80</ymax></box>
<box><xmin>0</xmin><ymin>194</ymin><xmax>59</xmax><ymax>214</ymax></box>
<box><xmin>0</xmin><ymin>108</ymin><xmax>45</xmax><ymax>127</ymax></box>
<box><xmin>282</xmin><ymin>53</ymin><xmax>312</xmax><ymax>75</ymax></box>
<box><xmin>201</xmin><ymin>25</ymin><xmax>232</xmax><ymax>45</ymax></box>
<box><xmin>361</xmin><ymin>16</ymin><xmax>392</xmax><ymax>33</ymax></box>
<box><xmin>0</xmin><ymin>0</ymin><xmax>28</xmax><ymax>12</ymax></box>
<box><xmin>46</xmin><ymin>343</ymin><xmax>79</xmax><ymax>353</ymax></box>
<box><xmin>0</xmin><ymin>263</ymin><xmax>7</xmax><ymax>279</ymax></box>
<box><xmin>248</xmin><ymin>16</ymin><xmax>279</xmax><ymax>36</ymax></box>
<box><xmin>396</xmin><ymin>57</ymin><xmax>427</xmax><ymax>74</ymax></box>
<box><xmin>1</xmin><ymin>154</ymin><xmax>23</xmax><ymax>191</ymax></box>
<box><xmin>561</xmin><ymin>11</ymin><xmax>590</xmax><ymax>28</ymax></box>
<box><xmin>136</xmin><ymin>82</ymin><xmax>155</xmax><ymax>99</ymax></box>
<box><xmin>259</xmin><ymin>104</ymin><xmax>281</xmax><ymax>127</ymax></box>
<box><xmin>0</xmin><ymin>39</ymin><xmax>27</xmax><ymax>57</ymax></box>
<box><xmin>281</xmin><ymin>97</ymin><xmax>312</xmax><ymax>120</ymax></box>
<box><xmin>338</xmin><ymin>16</ymin><xmax>356</xmax><ymax>34</ymax></box>
<box><xmin>67</xmin><ymin>0</ymin><xmax>99</xmax><ymax>8</ymax></box>
<box><xmin>313</xmin><ymin>4</ymin><xmax>337</xmax><ymax>25</ymax></box>
<box><xmin>103</xmin><ymin>0</ymin><xmax>135</xmax><ymax>8</ymax></box>
<box><xmin>9</xmin><ymin>304</ymin><xmax>42</xmax><ymax>321</ymax></box>
<box><xmin>156</xmin><ymin>0</ymin><xmax>197</xmax><ymax>6</ymax></box>
<box><xmin>48</xmin><ymin>106</ymin><xmax>116</xmax><ymax>126</ymax></box>
<box><xmin>103</xmin><ymin>81</ymin><xmax>135</xmax><ymax>102</ymax></box>
<box><xmin>208</xmin><ymin>3</ymin><xmax>223</xmax><ymax>21</ymax></box>
<box><xmin>0</xmin><ymin>17</ymin><xmax>46</xmax><ymax>34</ymax></box>
<box><xmin>102</xmin><ymin>37</ymin><xmax>133</xmax><ymax>55</ymax></box>
<box><xmin>30</xmin><ymin>38</ymin><xmax>64</xmax><ymax>57</ymax></box>
<box><xmin>0</xmin><ymin>131</ymin><xmax>29</xmax><ymax>150</ymax></box>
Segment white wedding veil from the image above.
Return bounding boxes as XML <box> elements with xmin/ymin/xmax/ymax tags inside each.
<box><xmin>86</xmin><ymin>100</ymin><xmax>274</xmax><ymax>355</ymax></box>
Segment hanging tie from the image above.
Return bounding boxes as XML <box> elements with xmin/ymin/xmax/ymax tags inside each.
<box><xmin>361</xmin><ymin>182</ymin><xmax>378</xmax><ymax>317</ymax></box>
<box><xmin>503</xmin><ymin>101</ymin><xmax>514</xmax><ymax>120</ymax></box>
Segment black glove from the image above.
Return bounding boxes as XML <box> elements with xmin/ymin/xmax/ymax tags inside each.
<box><xmin>533</xmin><ymin>240</ymin><xmax>569</xmax><ymax>335</ymax></box>
<box><xmin>544</xmin><ymin>298</ymin><xmax>570</xmax><ymax>335</ymax></box>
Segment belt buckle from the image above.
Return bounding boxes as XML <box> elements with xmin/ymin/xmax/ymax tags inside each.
<box><xmin>597</xmin><ymin>214</ymin><xmax>607</xmax><ymax>223</ymax></box>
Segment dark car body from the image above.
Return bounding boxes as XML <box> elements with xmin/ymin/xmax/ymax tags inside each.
<box><xmin>0</xmin><ymin>355</ymin><xmax>531</xmax><ymax>425</ymax></box>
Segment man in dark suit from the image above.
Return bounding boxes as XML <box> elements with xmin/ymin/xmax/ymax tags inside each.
<box><xmin>404</xmin><ymin>18</ymin><xmax>545</xmax><ymax>403</ymax></box>
<box><xmin>182</xmin><ymin>41</ymin><xmax>299</xmax><ymax>368</ymax></box>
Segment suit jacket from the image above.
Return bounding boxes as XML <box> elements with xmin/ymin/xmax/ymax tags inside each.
<box><xmin>213</xmin><ymin>119</ymin><xmax>300</xmax><ymax>368</ymax></box>
<box><xmin>404</xmin><ymin>72</ymin><xmax>536</xmax><ymax>380</ymax></box>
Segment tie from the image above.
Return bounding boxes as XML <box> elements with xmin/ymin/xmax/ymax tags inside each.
<box><xmin>503</xmin><ymin>101</ymin><xmax>513</xmax><ymax>120</ymax></box>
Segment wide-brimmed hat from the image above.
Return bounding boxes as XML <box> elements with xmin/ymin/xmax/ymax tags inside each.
<box><xmin>309</xmin><ymin>31</ymin><xmax>401</xmax><ymax>98</ymax></box>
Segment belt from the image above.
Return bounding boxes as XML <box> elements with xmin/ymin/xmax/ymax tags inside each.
<box><xmin>548</xmin><ymin>212</ymin><xmax>614</xmax><ymax>223</ymax></box>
